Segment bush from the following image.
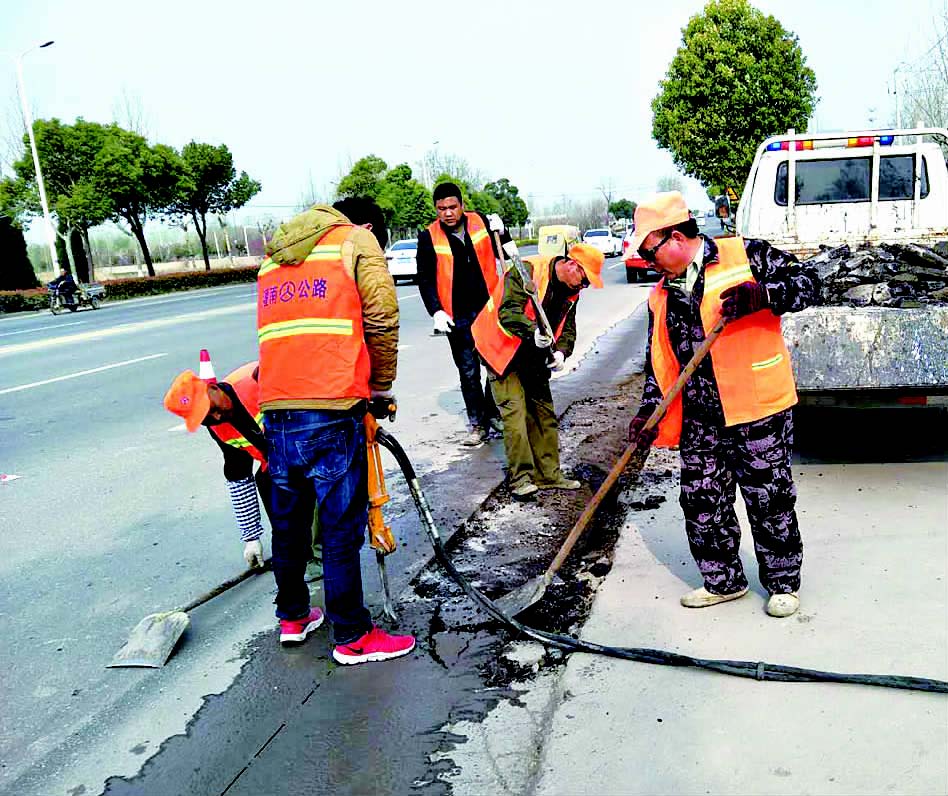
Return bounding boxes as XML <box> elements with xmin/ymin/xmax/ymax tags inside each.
<box><xmin>0</xmin><ymin>265</ymin><xmax>260</xmax><ymax>314</ymax></box>
<box><xmin>515</xmin><ymin>238</ymin><xmax>538</xmax><ymax>247</ymax></box>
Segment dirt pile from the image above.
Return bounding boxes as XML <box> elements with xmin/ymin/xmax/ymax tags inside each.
<box><xmin>804</xmin><ymin>242</ymin><xmax>948</xmax><ymax>307</ymax></box>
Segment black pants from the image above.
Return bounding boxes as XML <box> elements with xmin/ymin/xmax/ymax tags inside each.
<box><xmin>447</xmin><ymin>318</ymin><xmax>498</xmax><ymax>428</ymax></box>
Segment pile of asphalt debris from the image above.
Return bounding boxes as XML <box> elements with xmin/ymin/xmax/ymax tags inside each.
<box><xmin>804</xmin><ymin>242</ymin><xmax>948</xmax><ymax>307</ymax></box>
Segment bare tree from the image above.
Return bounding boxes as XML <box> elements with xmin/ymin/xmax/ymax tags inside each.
<box><xmin>0</xmin><ymin>81</ymin><xmax>27</xmax><ymax>177</ymax></box>
<box><xmin>898</xmin><ymin>9</ymin><xmax>948</xmax><ymax>127</ymax></box>
<box><xmin>420</xmin><ymin>148</ymin><xmax>484</xmax><ymax>188</ymax></box>
<box><xmin>657</xmin><ymin>174</ymin><xmax>684</xmax><ymax>193</ymax></box>
<box><xmin>111</xmin><ymin>88</ymin><xmax>152</xmax><ymax>137</ymax></box>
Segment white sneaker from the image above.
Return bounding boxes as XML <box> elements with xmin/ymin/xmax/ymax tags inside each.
<box><xmin>461</xmin><ymin>426</ymin><xmax>486</xmax><ymax>447</ymax></box>
<box><xmin>680</xmin><ymin>586</ymin><xmax>748</xmax><ymax>608</ymax></box>
<box><xmin>511</xmin><ymin>481</ymin><xmax>538</xmax><ymax>501</ymax></box>
<box><xmin>766</xmin><ymin>592</ymin><xmax>800</xmax><ymax>618</ymax></box>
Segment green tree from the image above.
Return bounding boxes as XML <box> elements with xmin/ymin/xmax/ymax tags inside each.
<box><xmin>609</xmin><ymin>198</ymin><xmax>636</xmax><ymax>220</ymax></box>
<box><xmin>336</xmin><ymin>155</ymin><xmax>388</xmax><ymax>199</ymax></box>
<box><xmin>483</xmin><ymin>178</ymin><xmax>529</xmax><ymax>228</ymax></box>
<box><xmin>431</xmin><ymin>173</ymin><xmax>500</xmax><ymax>216</ymax></box>
<box><xmin>651</xmin><ymin>0</ymin><xmax>817</xmax><ymax>193</ymax></box>
<box><xmin>376</xmin><ymin>164</ymin><xmax>435</xmax><ymax>231</ymax></box>
<box><xmin>169</xmin><ymin>142</ymin><xmax>261</xmax><ymax>270</ymax></box>
<box><xmin>0</xmin><ymin>215</ymin><xmax>40</xmax><ymax>289</ymax></box>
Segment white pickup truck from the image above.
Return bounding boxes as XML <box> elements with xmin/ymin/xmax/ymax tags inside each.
<box><xmin>734</xmin><ymin>127</ymin><xmax>948</xmax><ymax>408</ymax></box>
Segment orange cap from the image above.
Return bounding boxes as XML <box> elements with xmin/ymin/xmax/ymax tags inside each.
<box><xmin>630</xmin><ymin>191</ymin><xmax>692</xmax><ymax>252</ymax></box>
<box><xmin>566</xmin><ymin>243</ymin><xmax>604</xmax><ymax>288</ymax></box>
<box><xmin>163</xmin><ymin>370</ymin><xmax>211</xmax><ymax>432</ymax></box>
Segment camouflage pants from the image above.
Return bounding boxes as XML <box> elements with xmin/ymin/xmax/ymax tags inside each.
<box><xmin>679</xmin><ymin>408</ymin><xmax>802</xmax><ymax>595</ymax></box>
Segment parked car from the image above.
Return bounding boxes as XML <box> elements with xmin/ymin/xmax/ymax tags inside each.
<box><xmin>582</xmin><ymin>228</ymin><xmax>621</xmax><ymax>257</ymax></box>
<box><xmin>385</xmin><ymin>239</ymin><xmax>418</xmax><ymax>284</ymax></box>
<box><xmin>621</xmin><ymin>228</ymin><xmax>654</xmax><ymax>283</ymax></box>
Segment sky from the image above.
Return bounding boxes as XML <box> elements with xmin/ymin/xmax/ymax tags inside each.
<box><xmin>1</xmin><ymin>0</ymin><xmax>943</xmax><ymax>238</ymax></box>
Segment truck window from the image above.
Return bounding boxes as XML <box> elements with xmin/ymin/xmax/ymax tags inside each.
<box><xmin>775</xmin><ymin>155</ymin><xmax>930</xmax><ymax>206</ymax></box>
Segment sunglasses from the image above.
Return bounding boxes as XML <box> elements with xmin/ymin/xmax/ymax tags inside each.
<box><xmin>638</xmin><ymin>232</ymin><xmax>672</xmax><ymax>263</ymax></box>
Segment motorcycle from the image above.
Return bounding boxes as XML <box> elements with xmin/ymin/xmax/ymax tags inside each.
<box><xmin>48</xmin><ymin>282</ymin><xmax>105</xmax><ymax>315</ymax></box>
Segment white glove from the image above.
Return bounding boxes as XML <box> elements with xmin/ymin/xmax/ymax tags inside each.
<box><xmin>502</xmin><ymin>240</ymin><xmax>520</xmax><ymax>258</ymax></box>
<box><xmin>547</xmin><ymin>350</ymin><xmax>566</xmax><ymax>372</ymax></box>
<box><xmin>243</xmin><ymin>539</ymin><xmax>264</xmax><ymax>568</ymax></box>
<box><xmin>433</xmin><ymin>310</ymin><xmax>455</xmax><ymax>334</ymax></box>
<box><xmin>487</xmin><ymin>213</ymin><xmax>505</xmax><ymax>233</ymax></box>
<box><xmin>534</xmin><ymin>328</ymin><xmax>553</xmax><ymax>348</ymax></box>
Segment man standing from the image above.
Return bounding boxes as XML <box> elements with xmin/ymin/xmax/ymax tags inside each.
<box><xmin>162</xmin><ymin>359</ymin><xmax>323</xmax><ymax>580</ymax></box>
<box><xmin>473</xmin><ymin>243</ymin><xmax>603</xmax><ymax>500</ymax></box>
<box><xmin>257</xmin><ymin>199</ymin><xmax>415</xmax><ymax>663</ymax></box>
<box><xmin>627</xmin><ymin>192</ymin><xmax>819</xmax><ymax>618</ymax></box>
<box><xmin>416</xmin><ymin>182</ymin><xmax>510</xmax><ymax>446</ymax></box>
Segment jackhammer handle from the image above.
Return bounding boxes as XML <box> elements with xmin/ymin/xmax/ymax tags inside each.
<box><xmin>542</xmin><ymin>317</ymin><xmax>727</xmax><ymax>582</ymax></box>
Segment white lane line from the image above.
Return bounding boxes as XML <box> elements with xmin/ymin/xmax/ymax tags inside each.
<box><xmin>0</xmin><ymin>321</ymin><xmax>83</xmax><ymax>337</ymax></box>
<box><xmin>0</xmin><ymin>353</ymin><xmax>167</xmax><ymax>395</ymax></box>
<box><xmin>397</xmin><ymin>293</ymin><xmax>420</xmax><ymax>302</ymax></box>
<box><xmin>0</xmin><ymin>301</ymin><xmax>255</xmax><ymax>358</ymax></box>
<box><xmin>608</xmin><ymin>262</ymin><xmax>624</xmax><ymax>270</ymax></box>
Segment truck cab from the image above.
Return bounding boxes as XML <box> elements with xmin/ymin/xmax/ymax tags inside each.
<box><xmin>736</xmin><ymin>128</ymin><xmax>948</xmax><ymax>254</ymax></box>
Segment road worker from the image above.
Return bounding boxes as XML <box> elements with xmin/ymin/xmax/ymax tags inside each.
<box><xmin>627</xmin><ymin>191</ymin><xmax>819</xmax><ymax>618</ymax></box>
<box><xmin>256</xmin><ymin>197</ymin><xmax>415</xmax><ymax>663</ymax></box>
<box><xmin>416</xmin><ymin>182</ymin><xmax>511</xmax><ymax>447</ymax></box>
<box><xmin>473</xmin><ymin>243</ymin><xmax>603</xmax><ymax>501</ymax></box>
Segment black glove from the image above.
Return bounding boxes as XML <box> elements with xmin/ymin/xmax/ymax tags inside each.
<box><xmin>369</xmin><ymin>391</ymin><xmax>397</xmax><ymax>421</ymax></box>
<box><xmin>628</xmin><ymin>411</ymin><xmax>658</xmax><ymax>448</ymax></box>
<box><xmin>720</xmin><ymin>281</ymin><xmax>769</xmax><ymax>320</ymax></box>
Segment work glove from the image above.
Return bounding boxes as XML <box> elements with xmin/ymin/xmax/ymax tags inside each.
<box><xmin>487</xmin><ymin>213</ymin><xmax>505</xmax><ymax>233</ymax></box>
<box><xmin>243</xmin><ymin>539</ymin><xmax>265</xmax><ymax>568</ymax></box>
<box><xmin>547</xmin><ymin>350</ymin><xmax>566</xmax><ymax>372</ymax></box>
<box><xmin>369</xmin><ymin>389</ymin><xmax>397</xmax><ymax>421</ymax></box>
<box><xmin>720</xmin><ymin>281</ymin><xmax>769</xmax><ymax>320</ymax></box>
<box><xmin>534</xmin><ymin>328</ymin><xmax>553</xmax><ymax>348</ymax></box>
<box><xmin>502</xmin><ymin>240</ymin><xmax>520</xmax><ymax>259</ymax></box>
<box><xmin>628</xmin><ymin>410</ymin><xmax>659</xmax><ymax>448</ymax></box>
<box><xmin>433</xmin><ymin>310</ymin><xmax>454</xmax><ymax>334</ymax></box>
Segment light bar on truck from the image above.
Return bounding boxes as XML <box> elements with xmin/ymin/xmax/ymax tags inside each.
<box><xmin>767</xmin><ymin>135</ymin><xmax>895</xmax><ymax>151</ymax></box>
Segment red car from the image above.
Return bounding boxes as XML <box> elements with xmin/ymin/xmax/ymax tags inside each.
<box><xmin>621</xmin><ymin>228</ymin><xmax>654</xmax><ymax>283</ymax></box>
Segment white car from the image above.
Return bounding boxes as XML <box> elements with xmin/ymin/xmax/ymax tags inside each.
<box><xmin>385</xmin><ymin>239</ymin><xmax>418</xmax><ymax>284</ymax></box>
<box><xmin>582</xmin><ymin>228</ymin><xmax>621</xmax><ymax>257</ymax></box>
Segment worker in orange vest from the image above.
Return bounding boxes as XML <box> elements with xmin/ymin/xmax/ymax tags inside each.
<box><xmin>416</xmin><ymin>182</ymin><xmax>511</xmax><ymax>447</ymax></box>
<box><xmin>628</xmin><ymin>192</ymin><xmax>819</xmax><ymax>618</ymax></box>
<box><xmin>163</xmin><ymin>359</ymin><xmax>323</xmax><ymax>580</ymax></box>
<box><xmin>256</xmin><ymin>196</ymin><xmax>415</xmax><ymax>664</ymax></box>
<box><xmin>472</xmin><ymin>243</ymin><xmax>603</xmax><ymax>501</ymax></box>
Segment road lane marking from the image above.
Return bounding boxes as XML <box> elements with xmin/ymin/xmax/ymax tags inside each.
<box><xmin>0</xmin><ymin>353</ymin><xmax>167</xmax><ymax>395</ymax></box>
<box><xmin>0</xmin><ymin>302</ymin><xmax>255</xmax><ymax>358</ymax></box>
<box><xmin>0</xmin><ymin>321</ymin><xmax>83</xmax><ymax>338</ymax></box>
<box><xmin>397</xmin><ymin>292</ymin><xmax>420</xmax><ymax>302</ymax></box>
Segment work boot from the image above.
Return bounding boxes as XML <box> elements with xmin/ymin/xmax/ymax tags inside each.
<box><xmin>680</xmin><ymin>586</ymin><xmax>748</xmax><ymax>608</ymax></box>
<box><xmin>332</xmin><ymin>626</ymin><xmax>415</xmax><ymax>665</ymax></box>
<box><xmin>279</xmin><ymin>607</ymin><xmax>324</xmax><ymax>645</ymax></box>
<box><xmin>462</xmin><ymin>425</ymin><xmax>487</xmax><ymax>447</ymax></box>
<box><xmin>537</xmin><ymin>477</ymin><xmax>582</xmax><ymax>490</ymax></box>
<box><xmin>304</xmin><ymin>556</ymin><xmax>323</xmax><ymax>583</ymax></box>
<box><xmin>766</xmin><ymin>592</ymin><xmax>800</xmax><ymax>618</ymax></box>
<box><xmin>511</xmin><ymin>481</ymin><xmax>538</xmax><ymax>501</ymax></box>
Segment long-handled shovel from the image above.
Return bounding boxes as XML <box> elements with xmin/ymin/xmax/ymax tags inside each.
<box><xmin>493</xmin><ymin>232</ymin><xmax>557</xmax><ymax>343</ymax></box>
<box><xmin>108</xmin><ymin>561</ymin><xmax>271</xmax><ymax>668</ymax></box>
<box><xmin>493</xmin><ymin>316</ymin><xmax>728</xmax><ymax>617</ymax></box>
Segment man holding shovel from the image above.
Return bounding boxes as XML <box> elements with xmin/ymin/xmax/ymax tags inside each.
<box><xmin>628</xmin><ymin>192</ymin><xmax>819</xmax><ymax>618</ymax></box>
<box><xmin>473</xmin><ymin>243</ymin><xmax>604</xmax><ymax>501</ymax></box>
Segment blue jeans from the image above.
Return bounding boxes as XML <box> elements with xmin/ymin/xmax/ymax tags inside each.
<box><xmin>264</xmin><ymin>408</ymin><xmax>372</xmax><ymax>645</ymax></box>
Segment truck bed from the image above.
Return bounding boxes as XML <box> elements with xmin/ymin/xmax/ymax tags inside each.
<box><xmin>781</xmin><ymin>305</ymin><xmax>948</xmax><ymax>393</ymax></box>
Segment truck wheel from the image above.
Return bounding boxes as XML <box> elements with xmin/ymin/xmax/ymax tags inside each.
<box><xmin>50</xmin><ymin>301</ymin><xmax>62</xmax><ymax>315</ymax></box>
<box><xmin>90</xmin><ymin>296</ymin><xmax>100</xmax><ymax>309</ymax></box>
<box><xmin>626</xmin><ymin>269</ymin><xmax>638</xmax><ymax>284</ymax></box>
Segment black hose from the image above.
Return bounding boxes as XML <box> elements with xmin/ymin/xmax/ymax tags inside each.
<box><xmin>376</xmin><ymin>428</ymin><xmax>948</xmax><ymax>695</ymax></box>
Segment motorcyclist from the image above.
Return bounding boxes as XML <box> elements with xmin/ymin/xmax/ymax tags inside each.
<box><xmin>48</xmin><ymin>268</ymin><xmax>78</xmax><ymax>306</ymax></box>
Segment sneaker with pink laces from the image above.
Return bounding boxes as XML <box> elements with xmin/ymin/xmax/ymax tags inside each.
<box><xmin>279</xmin><ymin>607</ymin><xmax>324</xmax><ymax>645</ymax></box>
<box><xmin>332</xmin><ymin>626</ymin><xmax>416</xmax><ymax>665</ymax></box>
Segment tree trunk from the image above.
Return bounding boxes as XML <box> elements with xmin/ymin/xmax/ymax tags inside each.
<box><xmin>193</xmin><ymin>210</ymin><xmax>211</xmax><ymax>271</ymax></box>
<box><xmin>127</xmin><ymin>214</ymin><xmax>155</xmax><ymax>276</ymax></box>
<box><xmin>70</xmin><ymin>230</ymin><xmax>90</xmax><ymax>282</ymax></box>
<box><xmin>81</xmin><ymin>229</ymin><xmax>95</xmax><ymax>281</ymax></box>
<box><xmin>56</xmin><ymin>223</ymin><xmax>76</xmax><ymax>274</ymax></box>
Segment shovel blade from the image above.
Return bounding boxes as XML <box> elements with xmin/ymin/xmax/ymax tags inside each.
<box><xmin>107</xmin><ymin>610</ymin><xmax>190</xmax><ymax>668</ymax></box>
<box><xmin>493</xmin><ymin>577</ymin><xmax>548</xmax><ymax>617</ymax></box>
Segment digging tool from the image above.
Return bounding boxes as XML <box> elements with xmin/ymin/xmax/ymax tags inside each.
<box><xmin>366</xmin><ymin>410</ymin><xmax>399</xmax><ymax>622</ymax></box>
<box><xmin>108</xmin><ymin>561</ymin><xmax>271</xmax><ymax>668</ymax></box>
<box><xmin>494</xmin><ymin>316</ymin><xmax>729</xmax><ymax>617</ymax></box>
<box><xmin>494</xmin><ymin>232</ymin><xmax>556</xmax><ymax>343</ymax></box>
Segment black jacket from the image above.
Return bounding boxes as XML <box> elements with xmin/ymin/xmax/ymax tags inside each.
<box><xmin>209</xmin><ymin>381</ymin><xmax>269</xmax><ymax>482</ymax></box>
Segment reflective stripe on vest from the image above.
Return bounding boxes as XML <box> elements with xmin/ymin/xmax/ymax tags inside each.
<box><xmin>427</xmin><ymin>212</ymin><xmax>498</xmax><ymax>317</ymax></box>
<box><xmin>256</xmin><ymin>225</ymin><xmax>371</xmax><ymax>406</ymax></box>
<box><xmin>472</xmin><ymin>255</ymin><xmax>577</xmax><ymax>375</ymax></box>
<box><xmin>210</xmin><ymin>361</ymin><xmax>267</xmax><ymax>465</ymax></box>
<box><xmin>647</xmin><ymin>236</ymin><xmax>797</xmax><ymax>447</ymax></box>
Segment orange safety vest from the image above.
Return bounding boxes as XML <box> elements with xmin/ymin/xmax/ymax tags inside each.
<box><xmin>210</xmin><ymin>361</ymin><xmax>267</xmax><ymax>465</ymax></box>
<box><xmin>472</xmin><ymin>255</ymin><xmax>578</xmax><ymax>375</ymax></box>
<box><xmin>428</xmin><ymin>212</ymin><xmax>499</xmax><ymax>317</ymax></box>
<box><xmin>257</xmin><ymin>224</ymin><xmax>371</xmax><ymax>407</ymax></box>
<box><xmin>648</xmin><ymin>236</ymin><xmax>797</xmax><ymax>447</ymax></box>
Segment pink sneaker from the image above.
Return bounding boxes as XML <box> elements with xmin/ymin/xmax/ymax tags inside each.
<box><xmin>279</xmin><ymin>607</ymin><xmax>324</xmax><ymax>645</ymax></box>
<box><xmin>332</xmin><ymin>626</ymin><xmax>416</xmax><ymax>665</ymax></box>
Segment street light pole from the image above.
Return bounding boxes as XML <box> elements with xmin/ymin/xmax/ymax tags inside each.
<box><xmin>14</xmin><ymin>40</ymin><xmax>58</xmax><ymax>276</ymax></box>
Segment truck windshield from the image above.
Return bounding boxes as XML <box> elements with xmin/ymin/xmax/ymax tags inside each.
<box><xmin>775</xmin><ymin>155</ymin><xmax>930</xmax><ymax>205</ymax></box>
